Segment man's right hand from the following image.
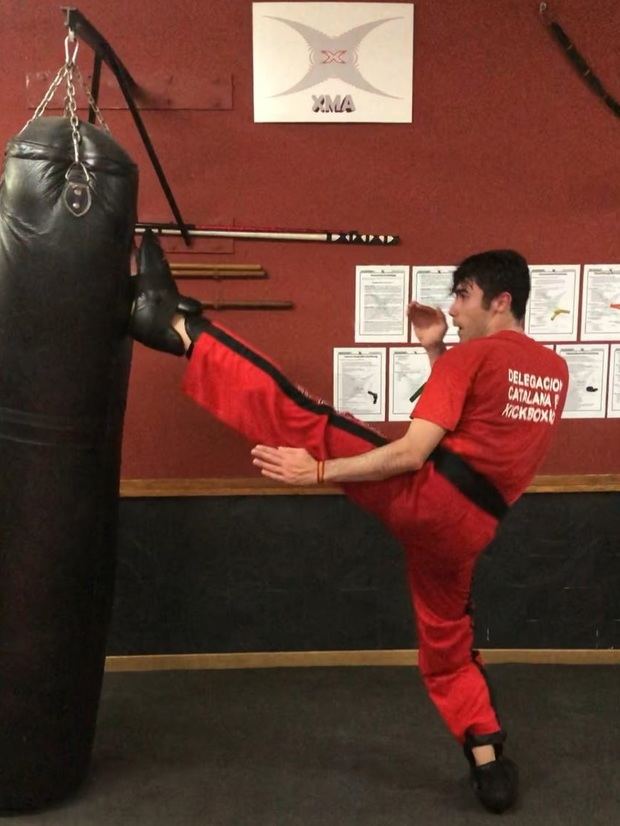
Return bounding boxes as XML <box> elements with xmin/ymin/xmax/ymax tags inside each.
<box><xmin>407</xmin><ymin>301</ymin><xmax>448</xmax><ymax>350</ymax></box>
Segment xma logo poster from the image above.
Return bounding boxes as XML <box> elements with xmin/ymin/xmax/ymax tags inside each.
<box><xmin>253</xmin><ymin>2</ymin><xmax>414</xmax><ymax>123</ymax></box>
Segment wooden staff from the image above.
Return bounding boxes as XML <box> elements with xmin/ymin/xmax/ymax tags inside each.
<box><xmin>171</xmin><ymin>263</ymin><xmax>264</xmax><ymax>271</ymax></box>
<box><xmin>201</xmin><ymin>300</ymin><xmax>294</xmax><ymax>311</ymax></box>
<box><xmin>170</xmin><ymin>262</ymin><xmax>267</xmax><ymax>279</ymax></box>
<box><xmin>171</xmin><ymin>270</ymin><xmax>267</xmax><ymax>279</ymax></box>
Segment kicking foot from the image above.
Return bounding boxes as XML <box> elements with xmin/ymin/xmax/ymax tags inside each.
<box><xmin>129</xmin><ymin>229</ymin><xmax>202</xmax><ymax>355</ymax></box>
<box><xmin>470</xmin><ymin>757</ymin><xmax>519</xmax><ymax>814</ymax></box>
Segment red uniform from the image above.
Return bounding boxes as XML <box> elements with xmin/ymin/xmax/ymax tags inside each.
<box><xmin>414</xmin><ymin>330</ymin><xmax>568</xmax><ymax>505</ymax></box>
<box><xmin>182</xmin><ymin>321</ymin><xmax>567</xmax><ymax>749</ymax></box>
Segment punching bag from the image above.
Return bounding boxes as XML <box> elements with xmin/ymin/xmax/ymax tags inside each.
<box><xmin>0</xmin><ymin>115</ymin><xmax>137</xmax><ymax>811</ymax></box>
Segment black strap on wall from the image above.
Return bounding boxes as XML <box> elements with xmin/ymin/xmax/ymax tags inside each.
<box><xmin>540</xmin><ymin>3</ymin><xmax>620</xmax><ymax>118</ymax></box>
<box><xmin>87</xmin><ymin>53</ymin><xmax>102</xmax><ymax>125</ymax></box>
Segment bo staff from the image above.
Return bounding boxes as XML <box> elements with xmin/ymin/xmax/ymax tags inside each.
<box><xmin>136</xmin><ymin>222</ymin><xmax>399</xmax><ymax>246</ymax></box>
<box><xmin>539</xmin><ymin>2</ymin><xmax>620</xmax><ymax>118</ymax></box>
<box><xmin>171</xmin><ymin>269</ymin><xmax>268</xmax><ymax>279</ymax></box>
<box><xmin>200</xmin><ymin>300</ymin><xmax>294</xmax><ymax>310</ymax></box>
<box><xmin>171</xmin><ymin>263</ymin><xmax>264</xmax><ymax>271</ymax></box>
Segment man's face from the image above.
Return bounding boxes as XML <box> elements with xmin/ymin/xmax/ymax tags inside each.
<box><xmin>448</xmin><ymin>279</ymin><xmax>493</xmax><ymax>342</ymax></box>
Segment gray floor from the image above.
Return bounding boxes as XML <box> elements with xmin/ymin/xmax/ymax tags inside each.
<box><xmin>13</xmin><ymin>665</ymin><xmax>619</xmax><ymax>825</ymax></box>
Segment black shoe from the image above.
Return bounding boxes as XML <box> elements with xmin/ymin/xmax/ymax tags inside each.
<box><xmin>129</xmin><ymin>229</ymin><xmax>202</xmax><ymax>355</ymax></box>
<box><xmin>470</xmin><ymin>757</ymin><xmax>519</xmax><ymax>814</ymax></box>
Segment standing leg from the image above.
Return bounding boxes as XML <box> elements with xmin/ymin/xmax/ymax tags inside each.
<box><xmin>406</xmin><ymin>552</ymin><xmax>503</xmax><ymax>744</ymax></box>
<box><xmin>405</xmin><ymin>534</ymin><xmax>518</xmax><ymax>813</ymax></box>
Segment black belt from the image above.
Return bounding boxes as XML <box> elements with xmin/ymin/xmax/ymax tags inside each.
<box><xmin>429</xmin><ymin>445</ymin><xmax>508</xmax><ymax>521</ymax></box>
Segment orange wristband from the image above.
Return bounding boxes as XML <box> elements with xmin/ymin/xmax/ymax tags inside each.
<box><xmin>317</xmin><ymin>459</ymin><xmax>325</xmax><ymax>484</ymax></box>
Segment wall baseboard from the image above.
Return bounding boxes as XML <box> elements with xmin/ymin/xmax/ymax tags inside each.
<box><xmin>105</xmin><ymin>648</ymin><xmax>619</xmax><ymax>672</ymax></box>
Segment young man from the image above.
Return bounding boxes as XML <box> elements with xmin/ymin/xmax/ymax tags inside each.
<box><xmin>131</xmin><ymin>233</ymin><xmax>568</xmax><ymax>813</ymax></box>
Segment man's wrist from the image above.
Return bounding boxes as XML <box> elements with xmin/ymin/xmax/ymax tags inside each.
<box><xmin>321</xmin><ymin>458</ymin><xmax>336</xmax><ymax>484</ymax></box>
<box><xmin>425</xmin><ymin>342</ymin><xmax>447</xmax><ymax>365</ymax></box>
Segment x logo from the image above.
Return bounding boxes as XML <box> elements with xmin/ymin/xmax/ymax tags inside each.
<box><xmin>266</xmin><ymin>16</ymin><xmax>401</xmax><ymax>99</ymax></box>
<box><xmin>321</xmin><ymin>49</ymin><xmax>347</xmax><ymax>64</ymax></box>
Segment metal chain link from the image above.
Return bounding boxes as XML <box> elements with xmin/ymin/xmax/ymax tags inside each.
<box><xmin>19</xmin><ymin>65</ymin><xmax>68</xmax><ymax>133</ymax></box>
<box><xmin>63</xmin><ymin>62</ymin><xmax>82</xmax><ymax>164</ymax></box>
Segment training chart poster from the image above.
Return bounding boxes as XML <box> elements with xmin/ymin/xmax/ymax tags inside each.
<box><xmin>333</xmin><ymin>348</ymin><xmax>385</xmax><ymax>421</ymax></box>
<box><xmin>580</xmin><ymin>265</ymin><xmax>620</xmax><ymax>342</ymax></box>
<box><xmin>556</xmin><ymin>344</ymin><xmax>609</xmax><ymax>419</ymax></box>
<box><xmin>389</xmin><ymin>347</ymin><xmax>430</xmax><ymax>421</ymax></box>
<box><xmin>252</xmin><ymin>3</ymin><xmax>414</xmax><ymax>122</ymax></box>
<box><xmin>525</xmin><ymin>265</ymin><xmax>580</xmax><ymax>342</ymax></box>
<box><xmin>607</xmin><ymin>344</ymin><xmax>620</xmax><ymax>418</ymax></box>
<box><xmin>411</xmin><ymin>266</ymin><xmax>459</xmax><ymax>343</ymax></box>
<box><xmin>355</xmin><ymin>265</ymin><xmax>409</xmax><ymax>343</ymax></box>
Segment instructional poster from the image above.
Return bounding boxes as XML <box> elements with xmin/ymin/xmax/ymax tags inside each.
<box><xmin>525</xmin><ymin>265</ymin><xmax>580</xmax><ymax>342</ymax></box>
<box><xmin>333</xmin><ymin>347</ymin><xmax>385</xmax><ymax>421</ymax></box>
<box><xmin>556</xmin><ymin>344</ymin><xmax>609</xmax><ymax>419</ymax></box>
<box><xmin>388</xmin><ymin>347</ymin><xmax>430</xmax><ymax>421</ymax></box>
<box><xmin>580</xmin><ymin>265</ymin><xmax>620</xmax><ymax>342</ymax></box>
<box><xmin>607</xmin><ymin>344</ymin><xmax>620</xmax><ymax>418</ymax></box>
<box><xmin>355</xmin><ymin>265</ymin><xmax>409</xmax><ymax>342</ymax></box>
<box><xmin>411</xmin><ymin>266</ymin><xmax>459</xmax><ymax>343</ymax></box>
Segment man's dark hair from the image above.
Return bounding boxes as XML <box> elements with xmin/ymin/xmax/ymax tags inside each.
<box><xmin>452</xmin><ymin>250</ymin><xmax>530</xmax><ymax>322</ymax></box>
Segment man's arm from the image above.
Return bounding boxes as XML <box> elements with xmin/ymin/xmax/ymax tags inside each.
<box><xmin>251</xmin><ymin>418</ymin><xmax>446</xmax><ymax>486</ymax></box>
<box><xmin>408</xmin><ymin>301</ymin><xmax>448</xmax><ymax>366</ymax></box>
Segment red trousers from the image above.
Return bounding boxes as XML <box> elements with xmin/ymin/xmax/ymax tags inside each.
<box><xmin>183</xmin><ymin>320</ymin><xmax>505</xmax><ymax>747</ymax></box>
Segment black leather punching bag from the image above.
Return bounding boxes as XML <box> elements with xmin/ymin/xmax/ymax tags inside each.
<box><xmin>0</xmin><ymin>116</ymin><xmax>137</xmax><ymax>811</ymax></box>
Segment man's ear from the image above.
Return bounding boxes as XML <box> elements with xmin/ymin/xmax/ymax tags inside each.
<box><xmin>491</xmin><ymin>291</ymin><xmax>513</xmax><ymax>315</ymax></box>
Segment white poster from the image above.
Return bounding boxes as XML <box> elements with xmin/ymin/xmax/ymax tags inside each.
<box><xmin>389</xmin><ymin>347</ymin><xmax>430</xmax><ymax>421</ymax></box>
<box><xmin>580</xmin><ymin>265</ymin><xmax>620</xmax><ymax>341</ymax></box>
<box><xmin>411</xmin><ymin>266</ymin><xmax>459</xmax><ymax>343</ymax></box>
<box><xmin>333</xmin><ymin>348</ymin><xmax>386</xmax><ymax>421</ymax></box>
<box><xmin>556</xmin><ymin>344</ymin><xmax>609</xmax><ymax>419</ymax></box>
<box><xmin>355</xmin><ymin>265</ymin><xmax>409</xmax><ymax>342</ymax></box>
<box><xmin>525</xmin><ymin>265</ymin><xmax>580</xmax><ymax>342</ymax></box>
<box><xmin>253</xmin><ymin>3</ymin><xmax>414</xmax><ymax>122</ymax></box>
<box><xmin>607</xmin><ymin>345</ymin><xmax>620</xmax><ymax>418</ymax></box>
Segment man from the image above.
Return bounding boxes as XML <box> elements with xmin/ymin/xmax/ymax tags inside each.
<box><xmin>131</xmin><ymin>233</ymin><xmax>568</xmax><ymax>813</ymax></box>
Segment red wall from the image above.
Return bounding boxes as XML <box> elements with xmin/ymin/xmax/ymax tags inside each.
<box><xmin>2</xmin><ymin>0</ymin><xmax>619</xmax><ymax>477</ymax></box>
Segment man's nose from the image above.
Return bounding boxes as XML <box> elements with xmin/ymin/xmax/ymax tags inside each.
<box><xmin>448</xmin><ymin>298</ymin><xmax>457</xmax><ymax>318</ymax></box>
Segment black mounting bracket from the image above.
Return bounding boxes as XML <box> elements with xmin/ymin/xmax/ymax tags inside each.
<box><xmin>62</xmin><ymin>7</ymin><xmax>192</xmax><ymax>245</ymax></box>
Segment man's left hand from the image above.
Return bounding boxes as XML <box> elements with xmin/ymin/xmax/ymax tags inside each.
<box><xmin>251</xmin><ymin>445</ymin><xmax>318</xmax><ymax>485</ymax></box>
